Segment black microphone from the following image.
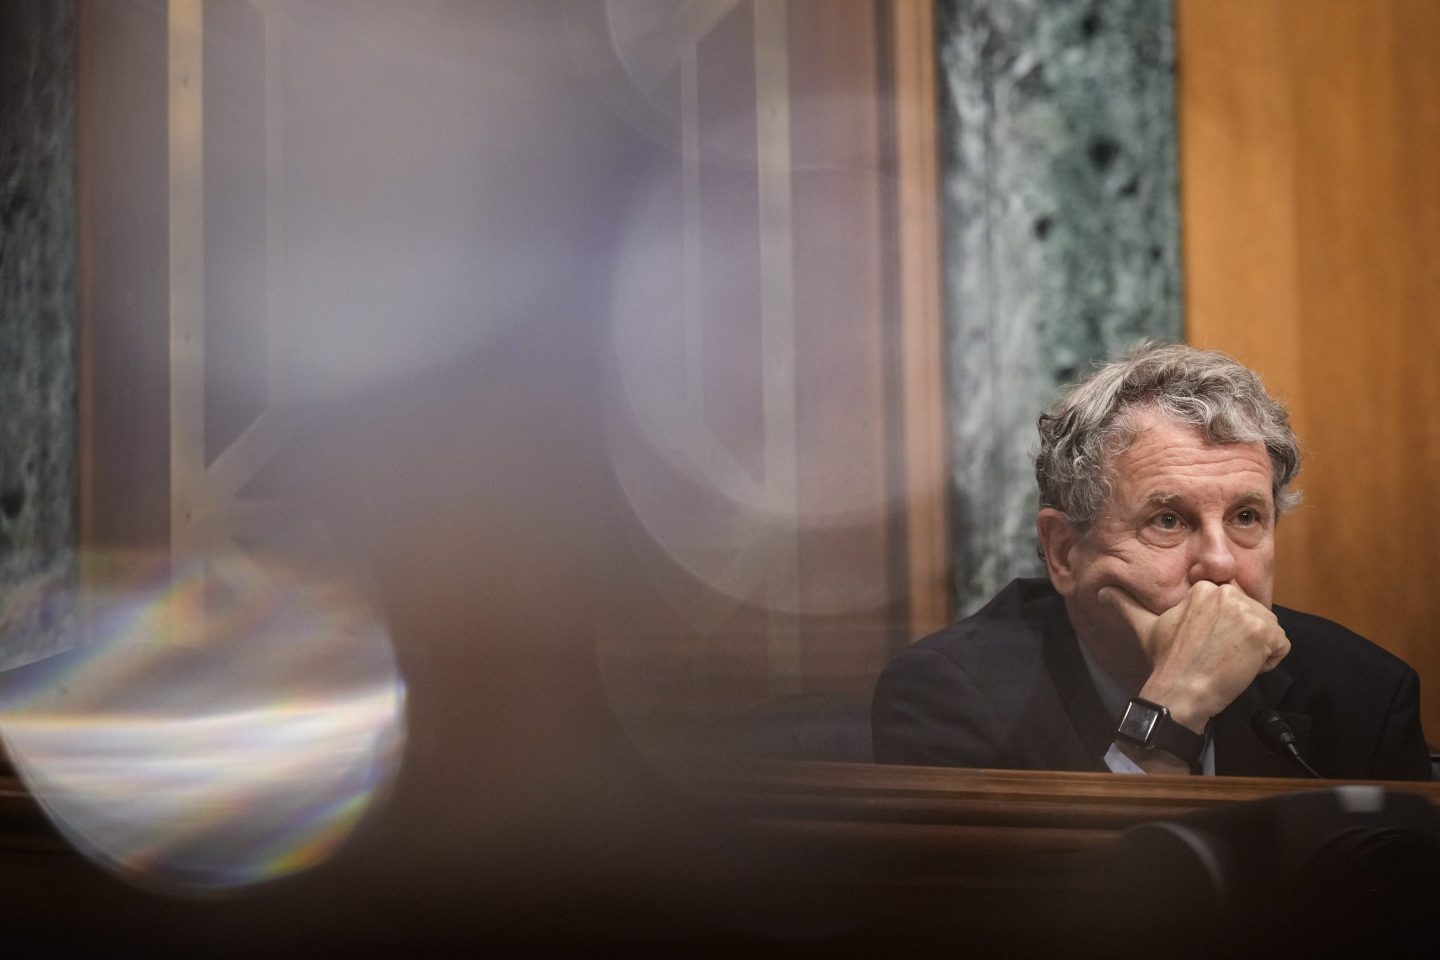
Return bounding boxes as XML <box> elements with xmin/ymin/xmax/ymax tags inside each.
<box><xmin>1252</xmin><ymin>708</ymin><xmax>1322</xmax><ymax>778</ymax></box>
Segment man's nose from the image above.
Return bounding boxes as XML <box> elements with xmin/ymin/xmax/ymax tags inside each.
<box><xmin>1188</xmin><ymin>522</ymin><xmax>1238</xmax><ymax>585</ymax></box>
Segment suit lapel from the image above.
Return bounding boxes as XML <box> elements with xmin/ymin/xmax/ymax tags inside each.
<box><xmin>1039</xmin><ymin>597</ymin><xmax>1116</xmax><ymax>770</ymax></box>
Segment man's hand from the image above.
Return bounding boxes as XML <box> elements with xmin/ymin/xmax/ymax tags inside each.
<box><xmin>1100</xmin><ymin>581</ymin><xmax>1290</xmax><ymax>735</ymax></box>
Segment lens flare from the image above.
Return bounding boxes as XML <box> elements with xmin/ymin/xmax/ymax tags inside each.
<box><xmin>0</xmin><ymin>552</ymin><xmax>406</xmax><ymax>896</ymax></box>
<box><xmin>604</xmin><ymin>170</ymin><xmax>927</xmax><ymax>615</ymax></box>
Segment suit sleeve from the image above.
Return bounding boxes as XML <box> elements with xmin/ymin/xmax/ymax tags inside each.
<box><xmin>1370</xmin><ymin>666</ymin><xmax>1432</xmax><ymax>781</ymax></box>
<box><xmin>871</xmin><ymin>646</ymin><xmax>1004</xmax><ymax>767</ymax></box>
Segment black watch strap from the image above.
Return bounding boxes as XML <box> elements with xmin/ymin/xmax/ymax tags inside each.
<box><xmin>1117</xmin><ymin>697</ymin><xmax>1207</xmax><ymax>770</ymax></box>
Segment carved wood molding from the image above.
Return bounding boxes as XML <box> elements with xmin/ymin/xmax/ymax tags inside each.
<box><xmin>7</xmin><ymin>754</ymin><xmax>1439</xmax><ymax>908</ymax></box>
<box><xmin>680</xmin><ymin>757</ymin><xmax>1440</xmax><ymax>817</ymax></box>
<box><xmin>671</xmin><ymin>758</ymin><xmax>1440</xmax><ymax>887</ymax></box>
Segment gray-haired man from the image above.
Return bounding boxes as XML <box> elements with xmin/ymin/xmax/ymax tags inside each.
<box><xmin>873</xmin><ymin>342</ymin><xmax>1430</xmax><ymax>779</ymax></box>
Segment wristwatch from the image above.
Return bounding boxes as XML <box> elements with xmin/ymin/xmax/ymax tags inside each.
<box><xmin>1116</xmin><ymin>697</ymin><xmax>1207</xmax><ymax>771</ymax></box>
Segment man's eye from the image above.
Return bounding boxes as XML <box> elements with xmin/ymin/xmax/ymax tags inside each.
<box><xmin>1152</xmin><ymin>512</ymin><xmax>1182</xmax><ymax>530</ymax></box>
<box><xmin>1235</xmin><ymin>508</ymin><xmax>1260</xmax><ymax>526</ymax></box>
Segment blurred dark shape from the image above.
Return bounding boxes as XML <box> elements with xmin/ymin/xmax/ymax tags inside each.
<box><xmin>2</xmin><ymin>0</ymin><xmax>883</xmax><ymax>951</ymax></box>
<box><xmin>1101</xmin><ymin>788</ymin><xmax>1440</xmax><ymax>958</ymax></box>
<box><xmin>2</xmin><ymin>275</ymin><xmax>883</xmax><ymax>960</ymax></box>
<box><xmin>732</xmin><ymin>692</ymin><xmax>874</xmax><ymax>763</ymax></box>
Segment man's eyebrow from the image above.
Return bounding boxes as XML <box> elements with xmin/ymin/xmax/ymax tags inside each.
<box><xmin>1139</xmin><ymin>490</ymin><xmax>1272</xmax><ymax>510</ymax></box>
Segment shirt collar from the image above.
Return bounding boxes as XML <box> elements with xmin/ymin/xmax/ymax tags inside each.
<box><xmin>1074</xmin><ymin>632</ymin><xmax>1133</xmax><ymax>723</ymax></box>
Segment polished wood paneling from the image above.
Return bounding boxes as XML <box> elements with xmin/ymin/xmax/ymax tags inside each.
<box><xmin>890</xmin><ymin>0</ymin><xmax>950</xmax><ymax>639</ymax></box>
<box><xmin>1179</xmin><ymin>0</ymin><xmax>1440</xmax><ymax>740</ymax></box>
<box><xmin>78</xmin><ymin>0</ymin><xmax>172</xmax><ymax>558</ymax></box>
<box><xmin>592</xmin><ymin>1</ymin><xmax>943</xmax><ymax>737</ymax></box>
<box><xmin>74</xmin><ymin>2</ymin><xmax>946</xmax><ymax>750</ymax></box>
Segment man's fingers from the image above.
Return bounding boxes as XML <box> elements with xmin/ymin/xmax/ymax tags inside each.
<box><xmin>1098</xmin><ymin>585</ymin><xmax>1159</xmax><ymax>635</ymax></box>
<box><xmin>1258</xmin><ymin>631</ymin><xmax>1292</xmax><ymax>673</ymax></box>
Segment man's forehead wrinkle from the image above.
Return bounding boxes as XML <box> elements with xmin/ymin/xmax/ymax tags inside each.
<box><xmin>1118</xmin><ymin>439</ymin><xmax>1271</xmax><ymax>476</ymax></box>
<box><xmin>1142</xmin><ymin>487</ymin><xmax>1269</xmax><ymax>505</ymax></box>
<box><xmin>1113</xmin><ymin>435</ymin><xmax>1273</xmax><ymax>487</ymax></box>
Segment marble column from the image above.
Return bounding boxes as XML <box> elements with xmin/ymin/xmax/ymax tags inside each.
<box><xmin>0</xmin><ymin>1</ymin><xmax>78</xmax><ymax>665</ymax></box>
<box><xmin>938</xmin><ymin>0</ymin><xmax>1182</xmax><ymax>613</ymax></box>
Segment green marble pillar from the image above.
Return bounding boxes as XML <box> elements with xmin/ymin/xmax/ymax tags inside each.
<box><xmin>938</xmin><ymin>0</ymin><xmax>1182</xmax><ymax>613</ymax></box>
<box><xmin>0</xmin><ymin>1</ymin><xmax>78</xmax><ymax>665</ymax></box>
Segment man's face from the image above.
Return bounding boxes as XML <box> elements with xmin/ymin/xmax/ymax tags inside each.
<box><xmin>1040</xmin><ymin>408</ymin><xmax>1277</xmax><ymax>673</ymax></box>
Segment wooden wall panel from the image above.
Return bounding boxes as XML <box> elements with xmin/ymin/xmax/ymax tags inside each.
<box><xmin>74</xmin><ymin>1</ymin><xmax>946</xmax><ymax>755</ymax></box>
<box><xmin>78</xmin><ymin>0</ymin><xmax>172</xmax><ymax>558</ymax></box>
<box><xmin>1179</xmin><ymin>0</ymin><xmax>1440</xmax><ymax>740</ymax></box>
<box><xmin>787</xmin><ymin>0</ymin><xmax>893</xmax><ymax>686</ymax></box>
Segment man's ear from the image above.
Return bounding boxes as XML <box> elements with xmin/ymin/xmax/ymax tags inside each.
<box><xmin>1036</xmin><ymin>508</ymin><xmax>1082</xmax><ymax>596</ymax></box>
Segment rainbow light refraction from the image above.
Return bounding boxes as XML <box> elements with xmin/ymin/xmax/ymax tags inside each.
<box><xmin>0</xmin><ymin>553</ymin><xmax>407</xmax><ymax>895</ymax></box>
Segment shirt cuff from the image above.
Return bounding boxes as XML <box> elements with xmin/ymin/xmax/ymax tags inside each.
<box><xmin>1104</xmin><ymin>738</ymin><xmax>1216</xmax><ymax>775</ymax></box>
<box><xmin>1104</xmin><ymin>741</ymin><xmax>1147</xmax><ymax>774</ymax></box>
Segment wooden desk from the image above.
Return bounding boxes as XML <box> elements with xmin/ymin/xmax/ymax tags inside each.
<box><xmin>672</xmin><ymin>759</ymin><xmax>1440</xmax><ymax>954</ymax></box>
<box><xmin>6</xmin><ymin>756</ymin><xmax>1440</xmax><ymax>880</ymax></box>
<box><xmin>676</xmin><ymin>757</ymin><xmax>1440</xmax><ymax>876</ymax></box>
<box><xmin>3</xmin><ymin>757</ymin><xmax>1437</xmax><ymax>954</ymax></box>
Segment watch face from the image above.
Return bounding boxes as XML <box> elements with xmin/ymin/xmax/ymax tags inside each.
<box><xmin>1118</xmin><ymin>701</ymin><xmax>1161</xmax><ymax>744</ymax></box>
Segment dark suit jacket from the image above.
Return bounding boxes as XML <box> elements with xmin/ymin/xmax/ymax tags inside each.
<box><xmin>872</xmin><ymin>578</ymin><xmax>1431</xmax><ymax>780</ymax></box>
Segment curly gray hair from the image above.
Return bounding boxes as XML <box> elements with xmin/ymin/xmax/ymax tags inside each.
<box><xmin>1035</xmin><ymin>341</ymin><xmax>1300</xmax><ymax>531</ymax></box>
